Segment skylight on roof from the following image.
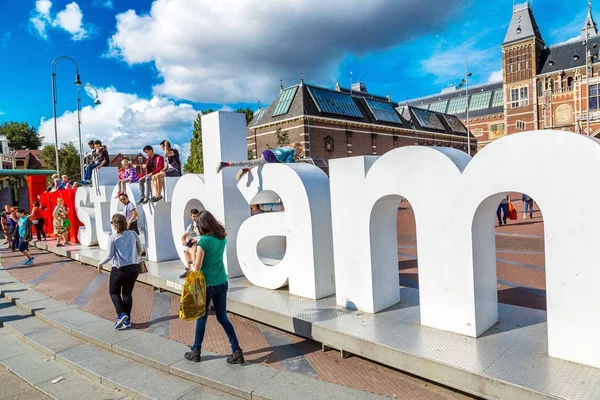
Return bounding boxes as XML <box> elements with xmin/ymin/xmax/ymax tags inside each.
<box><xmin>446</xmin><ymin>96</ymin><xmax>467</xmax><ymax>115</ymax></box>
<box><xmin>272</xmin><ymin>86</ymin><xmax>298</xmax><ymax>117</ymax></box>
<box><xmin>364</xmin><ymin>98</ymin><xmax>402</xmax><ymax>123</ymax></box>
<box><xmin>492</xmin><ymin>90</ymin><xmax>504</xmax><ymax>108</ymax></box>
<box><xmin>307</xmin><ymin>86</ymin><xmax>363</xmax><ymax>118</ymax></box>
<box><xmin>412</xmin><ymin>108</ymin><xmax>445</xmax><ymax>131</ymax></box>
<box><xmin>469</xmin><ymin>91</ymin><xmax>492</xmax><ymax>112</ymax></box>
<box><xmin>252</xmin><ymin>108</ymin><xmax>267</xmax><ymax>126</ymax></box>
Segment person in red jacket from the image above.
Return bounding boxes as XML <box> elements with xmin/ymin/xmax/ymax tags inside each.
<box><xmin>137</xmin><ymin>145</ymin><xmax>165</xmax><ymax>205</ymax></box>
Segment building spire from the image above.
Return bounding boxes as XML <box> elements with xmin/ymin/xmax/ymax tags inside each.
<box><xmin>582</xmin><ymin>0</ymin><xmax>599</xmax><ymax>38</ymax></box>
<box><xmin>503</xmin><ymin>1</ymin><xmax>544</xmax><ymax>45</ymax></box>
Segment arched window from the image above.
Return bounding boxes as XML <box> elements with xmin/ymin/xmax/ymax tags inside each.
<box><xmin>548</xmin><ymin>79</ymin><xmax>555</xmax><ymax>91</ymax></box>
<box><xmin>567</xmin><ymin>76</ymin><xmax>574</xmax><ymax>89</ymax></box>
<box><xmin>537</xmin><ymin>80</ymin><xmax>543</xmax><ymax>97</ymax></box>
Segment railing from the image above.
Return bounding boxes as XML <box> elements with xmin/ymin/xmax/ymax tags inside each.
<box><xmin>513</xmin><ymin>2</ymin><xmax>529</xmax><ymax>12</ymax></box>
<box><xmin>552</xmin><ymin>86</ymin><xmax>573</xmax><ymax>95</ymax></box>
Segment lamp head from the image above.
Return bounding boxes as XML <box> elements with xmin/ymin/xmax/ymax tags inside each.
<box><xmin>75</xmin><ymin>73</ymin><xmax>82</xmax><ymax>86</ymax></box>
<box><xmin>94</xmin><ymin>99</ymin><xmax>101</xmax><ymax>105</ymax></box>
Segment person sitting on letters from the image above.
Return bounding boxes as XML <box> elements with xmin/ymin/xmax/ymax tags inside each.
<box><xmin>81</xmin><ymin>140</ymin><xmax>109</xmax><ymax>185</ymax></box>
<box><xmin>137</xmin><ymin>145</ymin><xmax>165</xmax><ymax>205</ymax></box>
<box><xmin>216</xmin><ymin>143</ymin><xmax>303</xmax><ymax>181</ymax></box>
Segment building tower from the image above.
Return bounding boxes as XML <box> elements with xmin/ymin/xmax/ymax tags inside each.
<box><xmin>501</xmin><ymin>1</ymin><xmax>544</xmax><ymax>135</ymax></box>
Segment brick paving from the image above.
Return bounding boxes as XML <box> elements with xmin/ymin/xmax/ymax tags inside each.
<box><xmin>2</xmin><ymin>244</ymin><xmax>475</xmax><ymax>399</ymax></box>
<box><xmin>1</xmin><ymin>195</ymin><xmax>548</xmax><ymax>399</ymax></box>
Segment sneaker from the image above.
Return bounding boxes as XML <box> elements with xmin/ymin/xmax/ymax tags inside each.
<box><xmin>114</xmin><ymin>313</ymin><xmax>129</xmax><ymax>329</ymax></box>
<box><xmin>121</xmin><ymin>320</ymin><xmax>131</xmax><ymax>330</ymax></box>
<box><xmin>179</xmin><ymin>269</ymin><xmax>189</xmax><ymax>279</ymax></box>
<box><xmin>64</xmin><ymin>242</ymin><xmax>72</xmax><ymax>246</ymax></box>
<box><xmin>185</xmin><ymin>349</ymin><xmax>201</xmax><ymax>362</ymax></box>
<box><xmin>136</xmin><ymin>197</ymin><xmax>146</xmax><ymax>205</ymax></box>
<box><xmin>226</xmin><ymin>349</ymin><xmax>244</xmax><ymax>364</ymax></box>
<box><xmin>56</xmin><ymin>244</ymin><xmax>64</xmax><ymax>247</ymax></box>
<box><xmin>150</xmin><ymin>196</ymin><xmax>163</xmax><ymax>203</ymax></box>
<box><xmin>216</xmin><ymin>161</ymin><xmax>228</xmax><ymax>174</ymax></box>
<box><xmin>24</xmin><ymin>257</ymin><xmax>34</xmax><ymax>266</ymax></box>
<box><xmin>235</xmin><ymin>168</ymin><xmax>249</xmax><ymax>182</ymax></box>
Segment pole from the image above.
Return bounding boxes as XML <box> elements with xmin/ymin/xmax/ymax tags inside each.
<box><xmin>586</xmin><ymin>23</ymin><xmax>591</xmax><ymax>136</ymax></box>
<box><xmin>51</xmin><ymin>56</ymin><xmax>81</xmax><ymax>179</ymax></box>
<box><xmin>76</xmin><ymin>97</ymin><xmax>84</xmax><ymax>180</ymax></box>
<box><xmin>465</xmin><ymin>56</ymin><xmax>471</xmax><ymax>154</ymax></box>
<box><xmin>51</xmin><ymin>72</ymin><xmax>60</xmax><ymax>177</ymax></box>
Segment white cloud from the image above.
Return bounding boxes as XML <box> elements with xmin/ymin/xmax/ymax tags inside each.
<box><xmin>487</xmin><ymin>69</ymin><xmax>503</xmax><ymax>83</ymax></box>
<box><xmin>0</xmin><ymin>111</ymin><xmax>6</xmax><ymax>116</ymax></box>
<box><xmin>38</xmin><ymin>87</ymin><xmax>200</xmax><ymax>163</ymax></box>
<box><xmin>421</xmin><ymin>40</ymin><xmax>498</xmax><ymax>84</ymax></box>
<box><xmin>107</xmin><ymin>0</ymin><xmax>463</xmax><ymax>104</ymax></box>
<box><xmin>29</xmin><ymin>1</ymin><xmax>95</xmax><ymax>41</ymax></box>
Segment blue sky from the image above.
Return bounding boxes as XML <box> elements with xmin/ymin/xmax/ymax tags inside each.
<box><xmin>0</xmin><ymin>0</ymin><xmax>594</xmax><ymax>158</ymax></box>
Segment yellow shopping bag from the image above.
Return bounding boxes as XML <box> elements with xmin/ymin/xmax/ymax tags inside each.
<box><xmin>179</xmin><ymin>271</ymin><xmax>207</xmax><ymax>321</ymax></box>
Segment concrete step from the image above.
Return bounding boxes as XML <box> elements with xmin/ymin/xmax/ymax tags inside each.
<box><xmin>0</xmin><ymin>325</ymin><xmax>130</xmax><ymax>400</ymax></box>
<box><xmin>0</xmin><ymin>297</ymin><xmax>237</xmax><ymax>400</ymax></box>
<box><xmin>0</xmin><ymin>290</ymin><xmax>390</xmax><ymax>400</ymax></box>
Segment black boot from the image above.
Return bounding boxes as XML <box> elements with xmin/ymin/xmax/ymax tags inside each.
<box><xmin>226</xmin><ymin>349</ymin><xmax>244</xmax><ymax>364</ymax></box>
<box><xmin>185</xmin><ymin>349</ymin><xmax>201</xmax><ymax>362</ymax></box>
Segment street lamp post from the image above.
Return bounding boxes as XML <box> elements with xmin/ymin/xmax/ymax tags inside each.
<box><xmin>51</xmin><ymin>56</ymin><xmax>81</xmax><ymax>177</ymax></box>
<box><xmin>458</xmin><ymin>57</ymin><xmax>473</xmax><ymax>155</ymax></box>
<box><xmin>76</xmin><ymin>84</ymin><xmax>101</xmax><ymax>180</ymax></box>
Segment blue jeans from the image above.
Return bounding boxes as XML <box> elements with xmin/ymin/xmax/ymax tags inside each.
<box><xmin>524</xmin><ymin>200</ymin><xmax>533</xmax><ymax>217</ymax></box>
<box><xmin>84</xmin><ymin>163</ymin><xmax>99</xmax><ymax>182</ymax></box>
<box><xmin>496</xmin><ymin>203</ymin><xmax>509</xmax><ymax>224</ymax></box>
<box><xmin>192</xmin><ymin>281</ymin><xmax>240</xmax><ymax>352</ymax></box>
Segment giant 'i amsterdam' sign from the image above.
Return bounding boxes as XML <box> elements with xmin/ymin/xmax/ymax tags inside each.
<box><xmin>75</xmin><ymin>111</ymin><xmax>600</xmax><ymax>369</ymax></box>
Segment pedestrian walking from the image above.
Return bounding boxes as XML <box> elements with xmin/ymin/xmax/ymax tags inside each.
<box><xmin>137</xmin><ymin>145</ymin><xmax>165</xmax><ymax>205</ymax></box>
<box><xmin>119</xmin><ymin>193</ymin><xmax>139</xmax><ymax>235</ymax></box>
<box><xmin>216</xmin><ymin>143</ymin><xmax>303</xmax><ymax>181</ymax></box>
<box><xmin>53</xmin><ymin>197</ymin><xmax>71</xmax><ymax>247</ymax></box>
<box><xmin>496</xmin><ymin>194</ymin><xmax>510</xmax><ymax>225</ymax></box>
<box><xmin>179</xmin><ymin>208</ymin><xmax>200</xmax><ymax>279</ymax></box>
<box><xmin>30</xmin><ymin>201</ymin><xmax>47</xmax><ymax>241</ymax></box>
<box><xmin>522</xmin><ymin>193</ymin><xmax>534</xmax><ymax>219</ymax></box>
<box><xmin>9</xmin><ymin>206</ymin><xmax>18</xmax><ymax>251</ymax></box>
<box><xmin>16</xmin><ymin>208</ymin><xmax>34</xmax><ymax>265</ymax></box>
<box><xmin>185</xmin><ymin>210</ymin><xmax>244</xmax><ymax>364</ymax></box>
<box><xmin>98</xmin><ymin>213</ymin><xmax>142</xmax><ymax>330</ymax></box>
<box><xmin>2</xmin><ymin>205</ymin><xmax>12</xmax><ymax>248</ymax></box>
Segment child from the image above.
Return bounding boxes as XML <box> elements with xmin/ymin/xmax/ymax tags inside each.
<box><xmin>216</xmin><ymin>143</ymin><xmax>303</xmax><ymax>181</ymax></box>
<box><xmin>16</xmin><ymin>208</ymin><xmax>34</xmax><ymax>265</ymax></box>
<box><xmin>50</xmin><ymin>174</ymin><xmax>61</xmax><ymax>192</ymax></box>
<box><xmin>179</xmin><ymin>208</ymin><xmax>200</xmax><ymax>278</ymax></box>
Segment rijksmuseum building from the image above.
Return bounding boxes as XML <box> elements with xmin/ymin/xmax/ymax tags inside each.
<box><xmin>248</xmin><ymin>1</ymin><xmax>600</xmax><ymax>162</ymax></box>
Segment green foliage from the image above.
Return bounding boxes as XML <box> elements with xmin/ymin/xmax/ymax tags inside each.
<box><xmin>275</xmin><ymin>127</ymin><xmax>290</xmax><ymax>147</ymax></box>
<box><xmin>184</xmin><ymin>108</ymin><xmax>255</xmax><ymax>173</ymax></box>
<box><xmin>0</xmin><ymin>121</ymin><xmax>44</xmax><ymax>150</ymax></box>
<box><xmin>235</xmin><ymin>107</ymin><xmax>254</xmax><ymax>126</ymax></box>
<box><xmin>39</xmin><ymin>143</ymin><xmax>82</xmax><ymax>181</ymax></box>
<box><xmin>184</xmin><ymin>109</ymin><xmax>214</xmax><ymax>174</ymax></box>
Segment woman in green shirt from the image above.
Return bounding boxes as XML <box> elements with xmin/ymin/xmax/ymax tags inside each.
<box><xmin>185</xmin><ymin>211</ymin><xmax>244</xmax><ymax>364</ymax></box>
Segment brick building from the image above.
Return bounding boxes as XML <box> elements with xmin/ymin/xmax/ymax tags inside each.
<box><xmin>11</xmin><ymin>150</ymin><xmax>42</xmax><ymax>170</ymax></box>
<box><xmin>407</xmin><ymin>1</ymin><xmax>600</xmax><ymax>148</ymax></box>
<box><xmin>247</xmin><ymin>81</ymin><xmax>476</xmax><ymax>163</ymax></box>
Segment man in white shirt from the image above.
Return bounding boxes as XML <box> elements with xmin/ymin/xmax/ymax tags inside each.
<box><xmin>119</xmin><ymin>193</ymin><xmax>139</xmax><ymax>235</ymax></box>
<box><xmin>179</xmin><ymin>208</ymin><xmax>200</xmax><ymax>278</ymax></box>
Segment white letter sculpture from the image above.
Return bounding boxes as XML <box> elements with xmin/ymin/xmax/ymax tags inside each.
<box><xmin>75</xmin><ymin>186</ymin><xmax>97</xmax><ymax>246</ymax></box>
<box><xmin>90</xmin><ymin>167</ymin><xmax>118</xmax><ymax>250</ymax></box>
<box><xmin>170</xmin><ymin>111</ymin><xmax>250</xmax><ymax>277</ymax></box>
<box><xmin>236</xmin><ymin>163</ymin><xmax>335</xmax><ymax>299</ymax></box>
<box><xmin>331</xmin><ymin>130</ymin><xmax>600</xmax><ymax>368</ymax></box>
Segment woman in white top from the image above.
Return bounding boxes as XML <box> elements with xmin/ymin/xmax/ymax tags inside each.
<box><xmin>99</xmin><ymin>213</ymin><xmax>142</xmax><ymax>330</ymax></box>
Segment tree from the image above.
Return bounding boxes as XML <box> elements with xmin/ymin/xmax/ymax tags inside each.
<box><xmin>184</xmin><ymin>107</ymin><xmax>255</xmax><ymax>173</ymax></box>
<box><xmin>0</xmin><ymin>121</ymin><xmax>44</xmax><ymax>150</ymax></box>
<box><xmin>39</xmin><ymin>143</ymin><xmax>82</xmax><ymax>181</ymax></box>
<box><xmin>235</xmin><ymin>107</ymin><xmax>254</xmax><ymax>126</ymax></box>
<box><xmin>276</xmin><ymin>127</ymin><xmax>290</xmax><ymax>147</ymax></box>
<box><xmin>184</xmin><ymin>109</ymin><xmax>214</xmax><ymax>174</ymax></box>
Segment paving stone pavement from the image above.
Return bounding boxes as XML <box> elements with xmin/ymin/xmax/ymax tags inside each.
<box><xmin>0</xmin><ymin>243</ymin><xmax>475</xmax><ymax>399</ymax></box>
<box><xmin>0</xmin><ymin>364</ymin><xmax>52</xmax><ymax>400</ymax></box>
